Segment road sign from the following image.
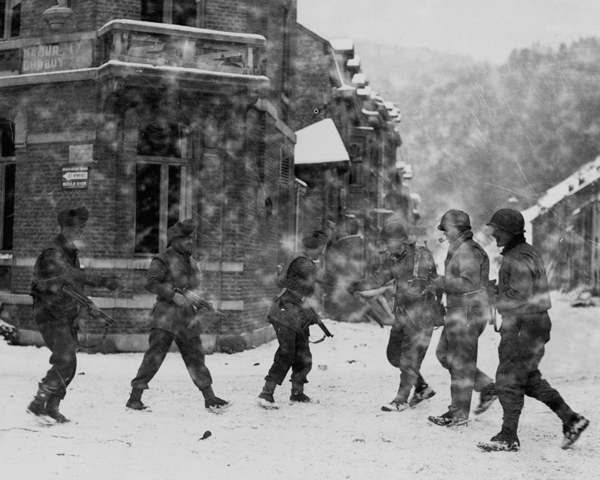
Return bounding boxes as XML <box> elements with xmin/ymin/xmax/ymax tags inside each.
<box><xmin>62</xmin><ymin>165</ymin><xmax>89</xmax><ymax>189</ymax></box>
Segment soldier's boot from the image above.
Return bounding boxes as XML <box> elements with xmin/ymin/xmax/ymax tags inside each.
<box><xmin>126</xmin><ymin>388</ymin><xmax>151</xmax><ymax>411</ymax></box>
<box><xmin>27</xmin><ymin>383</ymin><xmax>57</xmax><ymax>425</ymax></box>
<box><xmin>408</xmin><ymin>379</ymin><xmax>436</xmax><ymax>407</ymax></box>
<box><xmin>202</xmin><ymin>386</ymin><xmax>231</xmax><ymax>414</ymax></box>
<box><xmin>290</xmin><ymin>382</ymin><xmax>311</xmax><ymax>403</ymax></box>
<box><xmin>258</xmin><ymin>380</ymin><xmax>280</xmax><ymax>409</ymax></box>
<box><xmin>45</xmin><ymin>395</ymin><xmax>70</xmax><ymax>423</ymax></box>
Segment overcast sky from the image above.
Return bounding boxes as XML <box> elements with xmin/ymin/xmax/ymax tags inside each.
<box><xmin>298</xmin><ymin>0</ymin><xmax>600</xmax><ymax>64</ymax></box>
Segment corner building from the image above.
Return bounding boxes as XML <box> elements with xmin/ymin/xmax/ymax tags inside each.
<box><xmin>0</xmin><ymin>1</ymin><xmax>298</xmax><ymax>352</ymax></box>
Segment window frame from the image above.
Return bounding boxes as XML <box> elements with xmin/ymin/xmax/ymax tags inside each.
<box><xmin>0</xmin><ymin>0</ymin><xmax>21</xmax><ymax>40</ymax></box>
<box><xmin>134</xmin><ymin>155</ymin><xmax>194</xmax><ymax>255</ymax></box>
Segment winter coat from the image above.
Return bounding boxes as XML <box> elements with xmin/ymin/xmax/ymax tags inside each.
<box><xmin>350</xmin><ymin>242</ymin><xmax>438</xmax><ymax>321</ymax></box>
<box><xmin>146</xmin><ymin>245</ymin><xmax>202</xmax><ymax>335</ymax></box>
<box><xmin>31</xmin><ymin>234</ymin><xmax>107</xmax><ymax>322</ymax></box>
<box><xmin>496</xmin><ymin>236</ymin><xmax>552</xmax><ymax>316</ymax></box>
<box><xmin>443</xmin><ymin>230</ymin><xmax>490</xmax><ymax>310</ymax></box>
<box><xmin>267</xmin><ymin>251</ymin><xmax>336</xmax><ymax>334</ymax></box>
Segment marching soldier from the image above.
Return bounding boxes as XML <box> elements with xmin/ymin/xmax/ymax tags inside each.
<box><xmin>27</xmin><ymin>207</ymin><xmax>122</xmax><ymax>424</ymax></box>
<box><xmin>258</xmin><ymin>230</ymin><xmax>336</xmax><ymax>409</ymax></box>
<box><xmin>348</xmin><ymin>221</ymin><xmax>440</xmax><ymax>412</ymax></box>
<box><xmin>126</xmin><ymin>219</ymin><xmax>230</xmax><ymax>414</ymax></box>
<box><xmin>478</xmin><ymin>209</ymin><xmax>589</xmax><ymax>452</ymax></box>
<box><xmin>428</xmin><ymin>209</ymin><xmax>496</xmax><ymax>427</ymax></box>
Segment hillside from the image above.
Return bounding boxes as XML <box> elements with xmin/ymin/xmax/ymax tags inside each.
<box><xmin>354</xmin><ymin>38</ymin><xmax>600</xmax><ymax>230</ymax></box>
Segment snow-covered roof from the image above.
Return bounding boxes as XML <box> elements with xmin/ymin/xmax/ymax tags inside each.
<box><xmin>294</xmin><ymin>118</ymin><xmax>350</xmax><ymax>165</ymax></box>
<box><xmin>346</xmin><ymin>56</ymin><xmax>361</xmax><ymax>69</ymax></box>
<box><xmin>522</xmin><ymin>156</ymin><xmax>600</xmax><ymax>223</ymax></box>
<box><xmin>351</xmin><ymin>73</ymin><xmax>366</xmax><ymax>86</ymax></box>
<box><xmin>330</xmin><ymin>38</ymin><xmax>354</xmax><ymax>52</ymax></box>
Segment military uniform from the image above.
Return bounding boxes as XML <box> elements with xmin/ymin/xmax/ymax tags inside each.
<box><xmin>350</xmin><ymin>241</ymin><xmax>439</xmax><ymax>408</ymax></box>
<box><xmin>434</xmin><ymin>229</ymin><xmax>494</xmax><ymax>420</ymax></box>
<box><xmin>265</xmin><ymin>251</ymin><xmax>336</xmax><ymax>388</ymax></box>
<box><xmin>258</xmin><ymin>231</ymin><xmax>335</xmax><ymax>407</ymax></box>
<box><xmin>128</xmin><ymin>220</ymin><xmax>228</xmax><ymax>413</ymax></box>
<box><xmin>27</xmin><ymin>207</ymin><xmax>120</xmax><ymax>424</ymax></box>
<box><xmin>478</xmin><ymin>209</ymin><xmax>589</xmax><ymax>452</ymax></box>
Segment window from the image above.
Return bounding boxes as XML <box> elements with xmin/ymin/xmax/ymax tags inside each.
<box><xmin>138</xmin><ymin>122</ymin><xmax>184</xmax><ymax>158</ymax></box>
<box><xmin>348</xmin><ymin>143</ymin><xmax>364</xmax><ymax>186</ymax></box>
<box><xmin>0</xmin><ymin>119</ymin><xmax>15</xmax><ymax>251</ymax></box>
<box><xmin>0</xmin><ymin>0</ymin><xmax>20</xmax><ymax>39</ymax></box>
<box><xmin>135</xmin><ymin>162</ymin><xmax>192</xmax><ymax>253</ymax></box>
<box><xmin>141</xmin><ymin>0</ymin><xmax>199</xmax><ymax>27</ymax></box>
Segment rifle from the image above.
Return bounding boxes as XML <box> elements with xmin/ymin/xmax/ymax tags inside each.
<box><xmin>61</xmin><ymin>285</ymin><xmax>116</xmax><ymax>349</ymax></box>
<box><xmin>62</xmin><ymin>285</ymin><xmax>116</xmax><ymax>326</ymax></box>
<box><xmin>277</xmin><ymin>287</ymin><xmax>334</xmax><ymax>340</ymax></box>
<box><xmin>174</xmin><ymin>288</ymin><xmax>228</xmax><ymax>319</ymax></box>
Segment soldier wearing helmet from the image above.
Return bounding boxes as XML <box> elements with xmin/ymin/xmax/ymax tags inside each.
<box><xmin>257</xmin><ymin>230</ymin><xmax>337</xmax><ymax>409</ymax></box>
<box><xmin>427</xmin><ymin>209</ymin><xmax>497</xmax><ymax>427</ymax></box>
<box><xmin>477</xmin><ymin>209</ymin><xmax>589</xmax><ymax>452</ymax></box>
<box><xmin>347</xmin><ymin>221</ymin><xmax>440</xmax><ymax>412</ymax></box>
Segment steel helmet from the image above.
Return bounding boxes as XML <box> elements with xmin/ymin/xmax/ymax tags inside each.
<box><xmin>437</xmin><ymin>209</ymin><xmax>471</xmax><ymax>231</ymax></box>
<box><xmin>486</xmin><ymin>209</ymin><xmax>525</xmax><ymax>234</ymax></box>
<box><xmin>380</xmin><ymin>221</ymin><xmax>411</xmax><ymax>243</ymax></box>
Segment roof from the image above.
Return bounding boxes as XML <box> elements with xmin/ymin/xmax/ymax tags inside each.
<box><xmin>294</xmin><ymin>118</ymin><xmax>350</xmax><ymax>165</ymax></box>
<box><xmin>330</xmin><ymin>38</ymin><xmax>354</xmax><ymax>52</ymax></box>
<box><xmin>522</xmin><ymin>156</ymin><xmax>600</xmax><ymax>223</ymax></box>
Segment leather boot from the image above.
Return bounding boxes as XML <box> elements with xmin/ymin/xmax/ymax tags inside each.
<box><xmin>258</xmin><ymin>380</ymin><xmax>279</xmax><ymax>409</ymax></box>
<box><xmin>46</xmin><ymin>395</ymin><xmax>70</xmax><ymax>423</ymax></box>
<box><xmin>126</xmin><ymin>388</ymin><xmax>149</xmax><ymax>411</ymax></box>
<box><xmin>290</xmin><ymin>382</ymin><xmax>310</xmax><ymax>403</ymax></box>
<box><xmin>27</xmin><ymin>383</ymin><xmax>56</xmax><ymax>425</ymax></box>
<box><xmin>201</xmin><ymin>386</ymin><xmax>230</xmax><ymax>413</ymax></box>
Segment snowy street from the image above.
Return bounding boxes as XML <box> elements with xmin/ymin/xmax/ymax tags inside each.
<box><xmin>1</xmin><ymin>293</ymin><xmax>598</xmax><ymax>480</ymax></box>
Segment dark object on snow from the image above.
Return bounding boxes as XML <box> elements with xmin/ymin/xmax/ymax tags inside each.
<box><xmin>0</xmin><ymin>318</ymin><xmax>18</xmax><ymax>344</ymax></box>
<box><xmin>199</xmin><ymin>431</ymin><xmax>212</xmax><ymax>440</ymax></box>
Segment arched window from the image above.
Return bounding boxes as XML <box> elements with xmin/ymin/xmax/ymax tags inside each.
<box><xmin>135</xmin><ymin>118</ymin><xmax>192</xmax><ymax>254</ymax></box>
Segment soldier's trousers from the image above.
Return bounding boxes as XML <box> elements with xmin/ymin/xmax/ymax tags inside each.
<box><xmin>436</xmin><ymin>306</ymin><xmax>493</xmax><ymax>418</ymax></box>
<box><xmin>496</xmin><ymin>312</ymin><xmax>575</xmax><ymax>433</ymax></box>
<box><xmin>131</xmin><ymin>327</ymin><xmax>212</xmax><ymax>391</ymax></box>
<box><xmin>265</xmin><ymin>321</ymin><xmax>312</xmax><ymax>386</ymax></box>
<box><xmin>386</xmin><ymin>313</ymin><xmax>434</xmax><ymax>402</ymax></box>
<box><xmin>35</xmin><ymin>304</ymin><xmax>78</xmax><ymax>400</ymax></box>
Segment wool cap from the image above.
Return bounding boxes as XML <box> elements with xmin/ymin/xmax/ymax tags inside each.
<box><xmin>167</xmin><ymin>219</ymin><xmax>195</xmax><ymax>243</ymax></box>
<box><xmin>57</xmin><ymin>207</ymin><xmax>89</xmax><ymax>227</ymax></box>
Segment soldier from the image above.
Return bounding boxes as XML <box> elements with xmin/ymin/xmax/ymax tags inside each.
<box><xmin>348</xmin><ymin>221</ymin><xmax>440</xmax><ymax>412</ymax></box>
<box><xmin>428</xmin><ymin>210</ymin><xmax>497</xmax><ymax>427</ymax></box>
<box><xmin>126</xmin><ymin>219</ymin><xmax>230</xmax><ymax>414</ymax></box>
<box><xmin>258</xmin><ymin>231</ymin><xmax>336</xmax><ymax>409</ymax></box>
<box><xmin>478</xmin><ymin>209</ymin><xmax>589</xmax><ymax>452</ymax></box>
<box><xmin>27</xmin><ymin>207</ymin><xmax>122</xmax><ymax>424</ymax></box>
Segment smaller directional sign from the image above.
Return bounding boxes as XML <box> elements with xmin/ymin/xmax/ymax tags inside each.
<box><xmin>62</xmin><ymin>165</ymin><xmax>89</xmax><ymax>190</ymax></box>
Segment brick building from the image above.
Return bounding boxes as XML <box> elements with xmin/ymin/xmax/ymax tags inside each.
<box><xmin>291</xmin><ymin>25</ymin><xmax>415</xmax><ymax>322</ymax></box>
<box><xmin>0</xmin><ymin>0</ymin><xmax>300</xmax><ymax>352</ymax></box>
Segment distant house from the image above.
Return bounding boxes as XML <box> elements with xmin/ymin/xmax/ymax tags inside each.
<box><xmin>522</xmin><ymin>157</ymin><xmax>600</xmax><ymax>291</ymax></box>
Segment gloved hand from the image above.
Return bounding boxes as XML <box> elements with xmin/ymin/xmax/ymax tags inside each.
<box><xmin>172</xmin><ymin>292</ymin><xmax>188</xmax><ymax>307</ymax></box>
<box><xmin>102</xmin><ymin>275</ymin><xmax>122</xmax><ymax>291</ymax></box>
<box><xmin>88</xmin><ymin>304</ymin><xmax>101</xmax><ymax>318</ymax></box>
<box><xmin>346</xmin><ymin>281</ymin><xmax>360</xmax><ymax>295</ymax></box>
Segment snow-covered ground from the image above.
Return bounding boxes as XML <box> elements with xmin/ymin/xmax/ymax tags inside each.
<box><xmin>1</xmin><ymin>293</ymin><xmax>598</xmax><ymax>480</ymax></box>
